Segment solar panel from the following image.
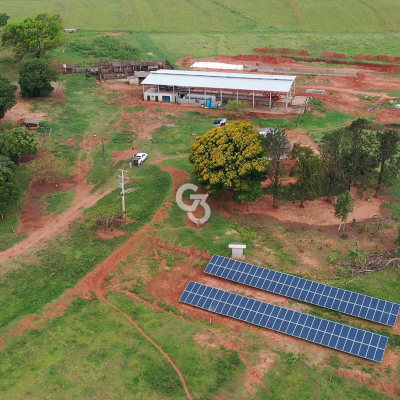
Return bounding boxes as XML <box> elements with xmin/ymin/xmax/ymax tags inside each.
<box><xmin>180</xmin><ymin>281</ymin><xmax>388</xmax><ymax>362</ymax></box>
<box><xmin>205</xmin><ymin>255</ymin><xmax>400</xmax><ymax>327</ymax></box>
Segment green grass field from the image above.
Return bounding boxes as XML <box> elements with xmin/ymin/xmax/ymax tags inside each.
<box><xmin>2</xmin><ymin>1</ymin><xmax>400</xmax><ymax>67</ymax></box>
<box><xmin>1</xmin><ymin>1</ymin><xmax>400</xmax><ymax>399</ymax></box>
<box><xmin>3</xmin><ymin>0</ymin><xmax>400</xmax><ymax>32</ymax></box>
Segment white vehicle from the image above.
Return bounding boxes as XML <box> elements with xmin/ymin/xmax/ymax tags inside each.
<box><xmin>213</xmin><ymin>118</ymin><xmax>227</xmax><ymax>127</ymax></box>
<box><xmin>133</xmin><ymin>152</ymin><xmax>148</xmax><ymax>165</ymax></box>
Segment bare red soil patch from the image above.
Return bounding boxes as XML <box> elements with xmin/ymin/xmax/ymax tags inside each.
<box><xmin>253</xmin><ymin>47</ymin><xmax>269</xmax><ymax>53</ymax></box>
<box><xmin>320</xmin><ymin>52</ymin><xmax>348</xmax><ymax>59</ymax></box>
<box><xmin>378</xmin><ymin>55</ymin><xmax>400</xmax><ymax>63</ymax></box>
<box><xmin>3</xmin><ymin>97</ymin><xmax>47</xmax><ymax>122</ymax></box>
<box><xmin>243</xmin><ymin>349</ymin><xmax>276</xmax><ymax>396</ymax></box>
<box><xmin>230</xmin><ymin>54</ymin><xmax>297</xmax><ymax>65</ymax></box>
<box><xmin>0</xmin><ymin>158</ymin><xmax>113</xmax><ymax>263</ymax></box>
<box><xmin>96</xmin><ymin>228</ymin><xmax>128</xmax><ymax>239</ymax></box>
<box><xmin>207</xmin><ymin>187</ymin><xmax>386</xmax><ymax>227</ymax></box>
<box><xmin>374</xmin><ymin>109</ymin><xmax>400</xmax><ymax>124</ymax></box>
<box><xmin>355</xmin><ymin>54</ymin><xmax>377</xmax><ymax>61</ymax></box>
<box><xmin>339</xmin><ymin>370</ymin><xmax>400</xmax><ymax>398</ymax></box>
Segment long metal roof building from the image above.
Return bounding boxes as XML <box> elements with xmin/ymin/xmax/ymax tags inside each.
<box><xmin>141</xmin><ymin>69</ymin><xmax>297</xmax><ymax>109</ymax></box>
<box><xmin>141</xmin><ymin>69</ymin><xmax>296</xmax><ymax>93</ymax></box>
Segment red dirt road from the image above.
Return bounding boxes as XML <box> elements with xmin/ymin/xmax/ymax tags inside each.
<box><xmin>0</xmin><ymin>160</ymin><xmax>113</xmax><ymax>264</ymax></box>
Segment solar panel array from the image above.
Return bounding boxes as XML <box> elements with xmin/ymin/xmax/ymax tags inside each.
<box><xmin>180</xmin><ymin>281</ymin><xmax>388</xmax><ymax>362</ymax></box>
<box><xmin>205</xmin><ymin>255</ymin><xmax>400</xmax><ymax>327</ymax></box>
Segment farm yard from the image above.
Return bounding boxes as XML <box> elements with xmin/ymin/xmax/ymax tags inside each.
<box><xmin>1</xmin><ymin>1</ymin><xmax>400</xmax><ymax>399</ymax></box>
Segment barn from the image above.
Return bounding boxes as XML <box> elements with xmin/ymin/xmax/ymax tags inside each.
<box><xmin>141</xmin><ymin>69</ymin><xmax>296</xmax><ymax>110</ymax></box>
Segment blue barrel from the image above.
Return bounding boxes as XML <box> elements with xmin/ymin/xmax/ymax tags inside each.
<box><xmin>206</xmin><ymin>99</ymin><xmax>212</xmax><ymax>108</ymax></box>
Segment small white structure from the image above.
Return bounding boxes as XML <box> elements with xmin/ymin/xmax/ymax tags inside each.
<box><xmin>229</xmin><ymin>242</ymin><xmax>246</xmax><ymax>259</ymax></box>
<box><xmin>191</xmin><ymin>62</ymin><xmax>244</xmax><ymax>71</ymax></box>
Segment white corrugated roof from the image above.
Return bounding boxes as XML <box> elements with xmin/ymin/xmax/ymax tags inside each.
<box><xmin>141</xmin><ymin>69</ymin><xmax>296</xmax><ymax>93</ymax></box>
<box><xmin>191</xmin><ymin>62</ymin><xmax>244</xmax><ymax>70</ymax></box>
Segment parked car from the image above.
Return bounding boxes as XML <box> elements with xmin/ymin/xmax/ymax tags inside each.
<box><xmin>133</xmin><ymin>152</ymin><xmax>148</xmax><ymax>165</ymax></box>
<box><xmin>213</xmin><ymin>118</ymin><xmax>227</xmax><ymax>127</ymax></box>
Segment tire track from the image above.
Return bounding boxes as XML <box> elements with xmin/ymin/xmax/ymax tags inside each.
<box><xmin>357</xmin><ymin>0</ymin><xmax>394</xmax><ymax>29</ymax></box>
<box><xmin>289</xmin><ymin>0</ymin><xmax>303</xmax><ymax>24</ymax></box>
<box><xmin>190</xmin><ymin>0</ymin><xmax>220</xmax><ymax>30</ymax></box>
<box><xmin>106</xmin><ymin>300</ymin><xmax>194</xmax><ymax>400</ymax></box>
<box><xmin>118</xmin><ymin>0</ymin><xmax>131</xmax><ymax>27</ymax></box>
<box><xmin>61</xmin><ymin>2</ymin><xmax>71</xmax><ymax>20</ymax></box>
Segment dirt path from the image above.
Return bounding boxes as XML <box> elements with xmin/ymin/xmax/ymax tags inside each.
<box><xmin>2</xmin><ymin>162</ymin><xmax>399</xmax><ymax>398</ymax></box>
<box><xmin>289</xmin><ymin>0</ymin><xmax>303</xmax><ymax>24</ymax></box>
<box><xmin>1</xmin><ymin>164</ymin><xmax>194</xmax><ymax>399</ymax></box>
<box><xmin>106</xmin><ymin>300</ymin><xmax>194</xmax><ymax>400</ymax></box>
<box><xmin>357</xmin><ymin>0</ymin><xmax>394</xmax><ymax>29</ymax></box>
<box><xmin>0</xmin><ymin>159</ymin><xmax>112</xmax><ymax>264</ymax></box>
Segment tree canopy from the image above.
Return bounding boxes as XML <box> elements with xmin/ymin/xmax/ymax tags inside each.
<box><xmin>189</xmin><ymin>121</ymin><xmax>269</xmax><ymax>202</ymax></box>
<box><xmin>0</xmin><ymin>75</ymin><xmax>17</xmax><ymax>119</ymax></box>
<box><xmin>291</xmin><ymin>144</ymin><xmax>324</xmax><ymax>207</ymax></box>
<box><xmin>319</xmin><ymin>128</ymin><xmax>346</xmax><ymax>202</ymax></box>
<box><xmin>374</xmin><ymin>129</ymin><xmax>400</xmax><ymax>197</ymax></box>
<box><xmin>0</xmin><ymin>127</ymin><xmax>39</xmax><ymax>163</ymax></box>
<box><xmin>0</xmin><ymin>13</ymin><xmax>10</xmax><ymax>27</ymax></box>
<box><xmin>333</xmin><ymin>191</ymin><xmax>355</xmax><ymax>230</ymax></box>
<box><xmin>2</xmin><ymin>12</ymin><xmax>63</xmax><ymax>60</ymax></box>
<box><xmin>340</xmin><ymin>118</ymin><xmax>377</xmax><ymax>193</ymax></box>
<box><xmin>0</xmin><ymin>155</ymin><xmax>19</xmax><ymax>216</ymax></box>
<box><xmin>27</xmin><ymin>153</ymin><xmax>70</xmax><ymax>183</ymax></box>
<box><xmin>225</xmin><ymin>100</ymin><xmax>248</xmax><ymax>115</ymax></box>
<box><xmin>262</xmin><ymin>129</ymin><xmax>291</xmax><ymax>208</ymax></box>
<box><xmin>19</xmin><ymin>58</ymin><xmax>58</xmax><ymax>98</ymax></box>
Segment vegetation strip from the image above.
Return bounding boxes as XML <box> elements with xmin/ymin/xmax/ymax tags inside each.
<box><xmin>106</xmin><ymin>298</ymin><xmax>194</xmax><ymax>400</ymax></box>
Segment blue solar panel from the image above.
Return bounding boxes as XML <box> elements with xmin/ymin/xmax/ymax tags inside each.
<box><xmin>205</xmin><ymin>255</ymin><xmax>400</xmax><ymax>327</ymax></box>
<box><xmin>180</xmin><ymin>281</ymin><xmax>388</xmax><ymax>362</ymax></box>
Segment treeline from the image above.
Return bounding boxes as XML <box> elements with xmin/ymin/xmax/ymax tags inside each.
<box><xmin>0</xmin><ymin>122</ymin><xmax>39</xmax><ymax>216</ymax></box>
<box><xmin>263</xmin><ymin>118</ymin><xmax>400</xmax><ymax>208</ymax></box>
<box><xmin>189</xmin><ymin>120</ymin><xmax>400</xmax><ymax>210</ymax></box>
<box><xmin>0</xmin><ymin>12</ymin><xmax>64</xmax><ymax>216</ymax></box>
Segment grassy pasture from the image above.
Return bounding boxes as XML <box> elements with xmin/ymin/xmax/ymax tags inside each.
<box><xmin>0</xmin><ymin>298</ymin><xmax>188</xmax><ymax>399</ymax></box>
<box><xmin>44</xmin><ymin>189</ymin><xmax>76</xmax><ymax>216</ymax></box>
<box><xmin>0</xmin><ymin>167</ymin><xmax>29</xmax><ymax>252</ymax></box>
<box><xmin>3</xmin><ymin>0</ymin><xmax>400</xmax><ymax>32</ymax></box>
<box><xmin>2</xmin><ymin>0</ymin><xmax>400</xmax><ymax>69</ymax></box>
<box><xmin>0</xmin><ymin>3</ymin><xmax>400</xmax><ymax>397</ymax></box>
<box><xmin>148</xmin><ymin>31</ymin><xmax>400</xmax><ymax>65</ymax></box>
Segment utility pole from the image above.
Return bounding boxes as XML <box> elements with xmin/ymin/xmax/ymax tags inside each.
<box><xmin>118</xmin><ymin>169</ymin><xmax>128</xmax><ymax>214</ymax></box>
<box><xmin>100</xmin><ymin>124</ymin><xmax>105</xmax><ymax>159</ymax></box>
<box><xmin>101</xmin><ymin>135</ymin><xmax>105</xmax><ymax>159</ymax></box>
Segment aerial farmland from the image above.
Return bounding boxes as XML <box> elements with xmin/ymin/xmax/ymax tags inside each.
<box><xmin>0</xmin><ymin>1</ymin><xmax>400</xmax><ymax>399</ymax></box>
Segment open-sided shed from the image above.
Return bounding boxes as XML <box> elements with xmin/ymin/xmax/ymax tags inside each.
<box><xmin>19</xmin><ymin>118</ymin><xmax>40</xmax><ymax>130</ymax></box>
<box><xmin>141</xmin><ymin>69</ymin><xmax>296</xmax><ymax>109</ymax></box>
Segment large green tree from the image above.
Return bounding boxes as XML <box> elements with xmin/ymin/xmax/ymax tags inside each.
<box><xmin>0</xmin><ymin>155</ymin><xmax>19</xmax><ymax>216</ymax></box>
<box><xmin>333</xmin><ymin>190</ymin><xmax>355</xmax><ymax>230</ymax></box>
<box><xmin>0</xmin><ymin>13</ymin><xmax>10</xmax><ymax>27</ymax></box>
<box><xmin>189</xmin><ymin>121</ymin><xmax>269</xmax><ymax>202</ymax></box>
<box><xmin>373</xmin><ymin>129</ymin><xmax>400</xmax><ymax>197</ymax></box>
<box><xmin>0</xmin><ymin>75</ymin><xmax>17</xmax><ymax>119</ymax></box>
<box><xmin>0</xmin><ymin>127</ymin><xmax>39</xmax><ymax>164</ymax></box>
<box><xmin>19</xmin><ymin>59</ymin><xmax>58</xmax><ymax>98</ymax></box>
<box><xmin>291</xmin><ymin>144</ymin><xmax>323</xmax><ymax>208</ymax></box>
<box><xmin>2</xmin><ymin>12</ymin><xmax>63</xmax><ymax>60</ymax></box>
<box><xmin>340</xmin><ymin>118</ymin><xmax>377</xmax><ymax>193</ymax></box>
<box><xmin>262</xmin><ymin>128</ymin><xmax>291</xmax><ymax>208</ymax></box>
<box><xmin>319</xmin><ymin>128</ymin><xmax>346</xmax><ymax>202</ymax></box>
